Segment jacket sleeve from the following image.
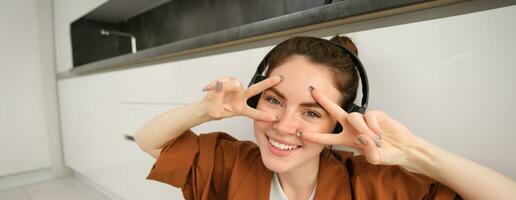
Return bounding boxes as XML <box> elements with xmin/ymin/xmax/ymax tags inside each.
<box><xmin>350</xmin><ymin>155</ymin><xmax>462</xmax><ymax>200</ymax></box>
<box><xmin>145</xmin><ymin>129</ymin><xmax>253</xmax><ymax>199</ymax></box>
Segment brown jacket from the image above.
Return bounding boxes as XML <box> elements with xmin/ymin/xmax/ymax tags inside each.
<box><xmin>147</xmin><ymin>130</ymin><xmax>460</xmax><ymax>200</ymax></box>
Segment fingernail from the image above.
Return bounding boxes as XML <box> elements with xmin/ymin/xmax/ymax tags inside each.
<box><xmin>357</xmin><ymin>136</ymin><xmax>368</xmax><ymax>145</ymax></box>
<box><xmin>215</xmin><ymin>81</ymin><xmax>222</xmax><ymax>92</ymax></box>
<box><xmin>279</xmin><ymin>75</ymin><xmax>284</xmax><ymax>82</ymax></box>
<box><xmin>202</xmin><ymin>85</ymin><xmax>210</xmax><ymax>92</ymax></box>
<box><xmin>308</xmin><ymin>86</ymin><xmax>314</xmax><ymax>92</ymax></box>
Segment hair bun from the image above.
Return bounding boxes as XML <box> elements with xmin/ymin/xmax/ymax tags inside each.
<box><xmin>330</xmin><ymin>35</ymin><xmax>358</xmax><ymax>56</ymax></box>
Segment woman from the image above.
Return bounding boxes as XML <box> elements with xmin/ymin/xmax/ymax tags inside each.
<box><xmin>135</xmin><ymin>36</ymin><xmax>516</xmax><ymax>199</ymax></box>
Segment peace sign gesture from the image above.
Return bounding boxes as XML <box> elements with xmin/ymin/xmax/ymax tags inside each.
<box><xmin>301</xmin><ymin>86</ymin><xmax>424</xmax><ymax>171</ymax></box>
<box><xmin>201</xmin><ymin>76</ymin><xmax>283</xmax><ymax>122</ymax></box>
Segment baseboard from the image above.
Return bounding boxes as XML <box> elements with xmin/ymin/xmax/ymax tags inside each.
<box><xmin>0</xmin><ymin>168</ymin><xmax>54</xmax><ymax>190</ymax></box>
<box><xmin>72</xmin><ymin>170</ymin><xmax>124</xmax><ymax>200</ymax></box>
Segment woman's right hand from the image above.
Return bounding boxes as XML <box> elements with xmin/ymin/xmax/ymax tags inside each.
<box><xmin>200</xmin><ymin>76</ymin><xmax>282</xmax><ymax>121</ymax></box>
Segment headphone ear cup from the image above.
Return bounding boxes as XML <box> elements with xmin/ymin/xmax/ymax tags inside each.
<box><xmin>345</xmin><ymin>103</ymin><xmax>365</xmax><ymax>114</ymax></box>
<box><xmin>332</xmin><ymin>104</ymin><xmax>366</xmax><ymax>134</ymax></box>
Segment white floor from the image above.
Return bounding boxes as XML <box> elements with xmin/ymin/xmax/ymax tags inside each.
<box><xmin>0</xmin><ymin>176</ymin><xmax>110</xmax><ymax>200</ymax></box>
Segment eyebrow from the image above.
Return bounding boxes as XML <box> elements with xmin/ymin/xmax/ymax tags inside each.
<box><xmin>266</xmin><ymin>87</ymin><xmax>329</xmax><ymax>114</ymax></box>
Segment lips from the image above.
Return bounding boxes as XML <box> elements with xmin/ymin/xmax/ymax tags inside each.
<box><xmin>268</xmin><ymin>137</ymin><xmax>300</xmax><ymax>150</ymax></box>
<box><xmin>265</xmin><ymin>135</ymin><xmax>302</xmax><ymax>157</ymax></box>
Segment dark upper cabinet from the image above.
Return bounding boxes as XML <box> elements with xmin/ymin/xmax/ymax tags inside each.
<box><xmin>70</xmin><ymin>0</ymin><xmax>429</xmax><ymax>68</ymax></box>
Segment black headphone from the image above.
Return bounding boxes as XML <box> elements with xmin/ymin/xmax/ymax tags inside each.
<box><xmin>246</xmin><ymin>36</ymin><xmax>369</xmax><ymax>133</ymax></box>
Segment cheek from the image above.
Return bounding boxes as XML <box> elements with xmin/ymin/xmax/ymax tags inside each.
<box><xmin>303</xmin><ymin>140</ymin><xmax>325</xmax><ymax>151</ymax></box>
<box><xmin>253</xmin><ymin>118</ymin><xmax>274</xmax><ymax>140</ymax></box>
<box><xmin>303</xmin><ymin>118</ymin><xmax>338</xmax><ymax>133</ymax></box>
<box><xmin>253</xmin><ymin>120</ymin><xmax>269</xmax><ymax>132</ymax></box>
<box><xmin>300</xmin><ymin>133</ymin><xmax>333</xmax><ymax>156</ymax></box>
<box><xmin>296</xmin><ymin>140</ymin><xmax>326</xmax><ymax>162</ymax></box>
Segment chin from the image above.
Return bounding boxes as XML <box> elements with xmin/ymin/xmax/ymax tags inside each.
<box><xmin>260</xmin><ymin>151</ymin><xmax>292</xmax><ymax>173</ymax></box>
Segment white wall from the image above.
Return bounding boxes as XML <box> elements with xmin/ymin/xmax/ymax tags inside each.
<box><xmin>0</xmin><ymin>0</ymin><xmax>50</xmax><ymax>176</ymax></box>
<box><xmin>55</xmin><ymin>2</ymin><xmax>516</xmax><ymax>200</ymax></box>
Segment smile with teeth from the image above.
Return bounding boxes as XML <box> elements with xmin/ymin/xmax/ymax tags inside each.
<box><xmin>268</xmin><ymin>137</ymin><xmax>300</xmax><ymax>150</ymax></box>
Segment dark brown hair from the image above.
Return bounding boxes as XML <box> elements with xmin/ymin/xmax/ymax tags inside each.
<box><xmin>264</xmin><ymin>35</ymin><xmax>359</xmax><ymax>107</ymax></box>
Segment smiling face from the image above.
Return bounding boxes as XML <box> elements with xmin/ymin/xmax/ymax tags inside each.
<box><xmin>253</xmin><ymin>55</ymin><xmax>343</xmax><ymax>173</ymax></box>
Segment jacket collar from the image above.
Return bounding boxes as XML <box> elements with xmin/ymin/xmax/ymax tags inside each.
<box><xmin>314</xmin><ymin>149</ymin><xmax>354</xmax><ymax>200</ymax></box>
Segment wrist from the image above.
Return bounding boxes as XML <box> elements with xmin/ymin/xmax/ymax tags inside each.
<box><xmin>191</xmin><ymin>100</ymin><xmax>215</xmax><ymax>124</ymax></box>
<box><xmin>400</xmin><ymin>137</ymin><xmax>443</xmax><ymax>178</ymax></box>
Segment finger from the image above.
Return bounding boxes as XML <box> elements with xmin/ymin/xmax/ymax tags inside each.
<box><xmin>211</xmin><ymin>80</ymin><xmax>225</xmax><ymax>99</ymax></box>
<box><xmin>356</xmin><ymin>135</ymin><xmax>382</xmax><ymax>164</ymax></box>
<box><xmin>364</xmin><ymin>111</ymin><xmax>384</xmax><ymax>140</ymax></box>
<box><xmin>301</xmin><ymin>131</ymin><xmax>356</xmax><ymax>147</ymax></box>
<box><xmin>348</xmin><ymin>112</ymin><xmax>380</xmax><ymax>141</ymax></box>
<box><xmin>223</xmin><ymin>79</ymin><xmax>245</xmax><ymax>93</ymax></box>
<box><xmin>202</xmin><ymin>80</ymin><xmax>217</xmax><ymax>92</ymax></box>
<box><xmin>222</xmin><ymin>80</ymin><xmax>245</xmax><ymax>112</ymax></box>
<box><xmin>241</xmin><ymin>106</ymin><xmax>277</xmax><ymax>121</ymax></box>
<box><xmin>205</xmin><ymin>81</ymin><xmax>227</xmax><ymax>119</ymax></box>
<box><xmin>310</xmin><ymin>86</ymin><xmax>348</xmax><ymax>121</ymax></box>
<box><xmin>245</xmin><ymin>75</ymin><xmax>282</xmax><ymax>97</ymax></box>
<box><xmin>202</xmin><ymin>77</ymin><xmax>234</xmax><ymax>91</ymax></box>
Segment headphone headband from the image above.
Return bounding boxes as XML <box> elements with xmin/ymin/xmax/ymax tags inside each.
<box><xmin>320</xmin><ymin>38</ymin><xmax>369</xmax><ymax>111</ymax></box>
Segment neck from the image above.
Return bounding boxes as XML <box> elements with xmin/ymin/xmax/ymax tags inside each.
<box><xmin>277</xmin><ymin>156</ymin><xmax>319</xmax><ymax>200</ymax></box>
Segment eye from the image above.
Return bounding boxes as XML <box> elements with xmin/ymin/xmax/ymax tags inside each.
<box><xmin>305</xmin><ymin>111</ymin><xmax>321</xmax><ymax>119</ymax></box>
<box><xmin>265</xmin><ymin>96</ymin><xmax>281</xmax><ymax>106</ymax></box>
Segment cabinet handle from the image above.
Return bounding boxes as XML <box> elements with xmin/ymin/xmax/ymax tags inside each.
<box><xmin>124</xmin><ymin>134</ymin><xmax>135</xmax><ymax>142</ymax></box>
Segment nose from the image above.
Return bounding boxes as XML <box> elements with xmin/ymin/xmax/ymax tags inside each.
<box><xmin>272</xmin><ymin>109</ymin><xmax>299</xmax><ymax>136</ymax></box>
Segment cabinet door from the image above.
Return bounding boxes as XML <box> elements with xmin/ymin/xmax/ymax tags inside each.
<box><xmin>58</xmin><ymin>71</ymin><xmax>184</xmax><ymax>199</ymax></box>
<box><xmin>58</xmin><ymin>43</ymin><xmax>268</xmax><ymax>198</ymax></box>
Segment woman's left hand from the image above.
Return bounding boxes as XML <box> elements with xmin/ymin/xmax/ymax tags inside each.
<box><xmin>303</xmin><ymin>87</ymin><xmax>516</xmax><ymax>199</ymax></box>
<box><xmin>301</xmin><ymin>86</ymin><xmax>426</xmax><ymax>173</ymax></box>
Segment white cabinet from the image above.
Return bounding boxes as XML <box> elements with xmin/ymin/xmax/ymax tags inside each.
<box><xmin>57</xmin><ymin>49</ymin><xmax>263</xmax><ymax>199</ymax></box>
<box><xmin>58</xmin><ymin>70</ymin><xmax>183</xmax><ymax>199</ymax></box>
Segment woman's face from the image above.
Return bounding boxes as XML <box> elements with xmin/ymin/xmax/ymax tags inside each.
<box><xmin>253</xmin><ymin>55</ymin><xmax>343</xmax><ymax>173</ymax></box>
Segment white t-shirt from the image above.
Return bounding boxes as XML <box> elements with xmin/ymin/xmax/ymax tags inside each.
<box><xmin>270</xmin><ymin>173</ymin><xmax>316</xmax><ymax>200</ymax></box>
